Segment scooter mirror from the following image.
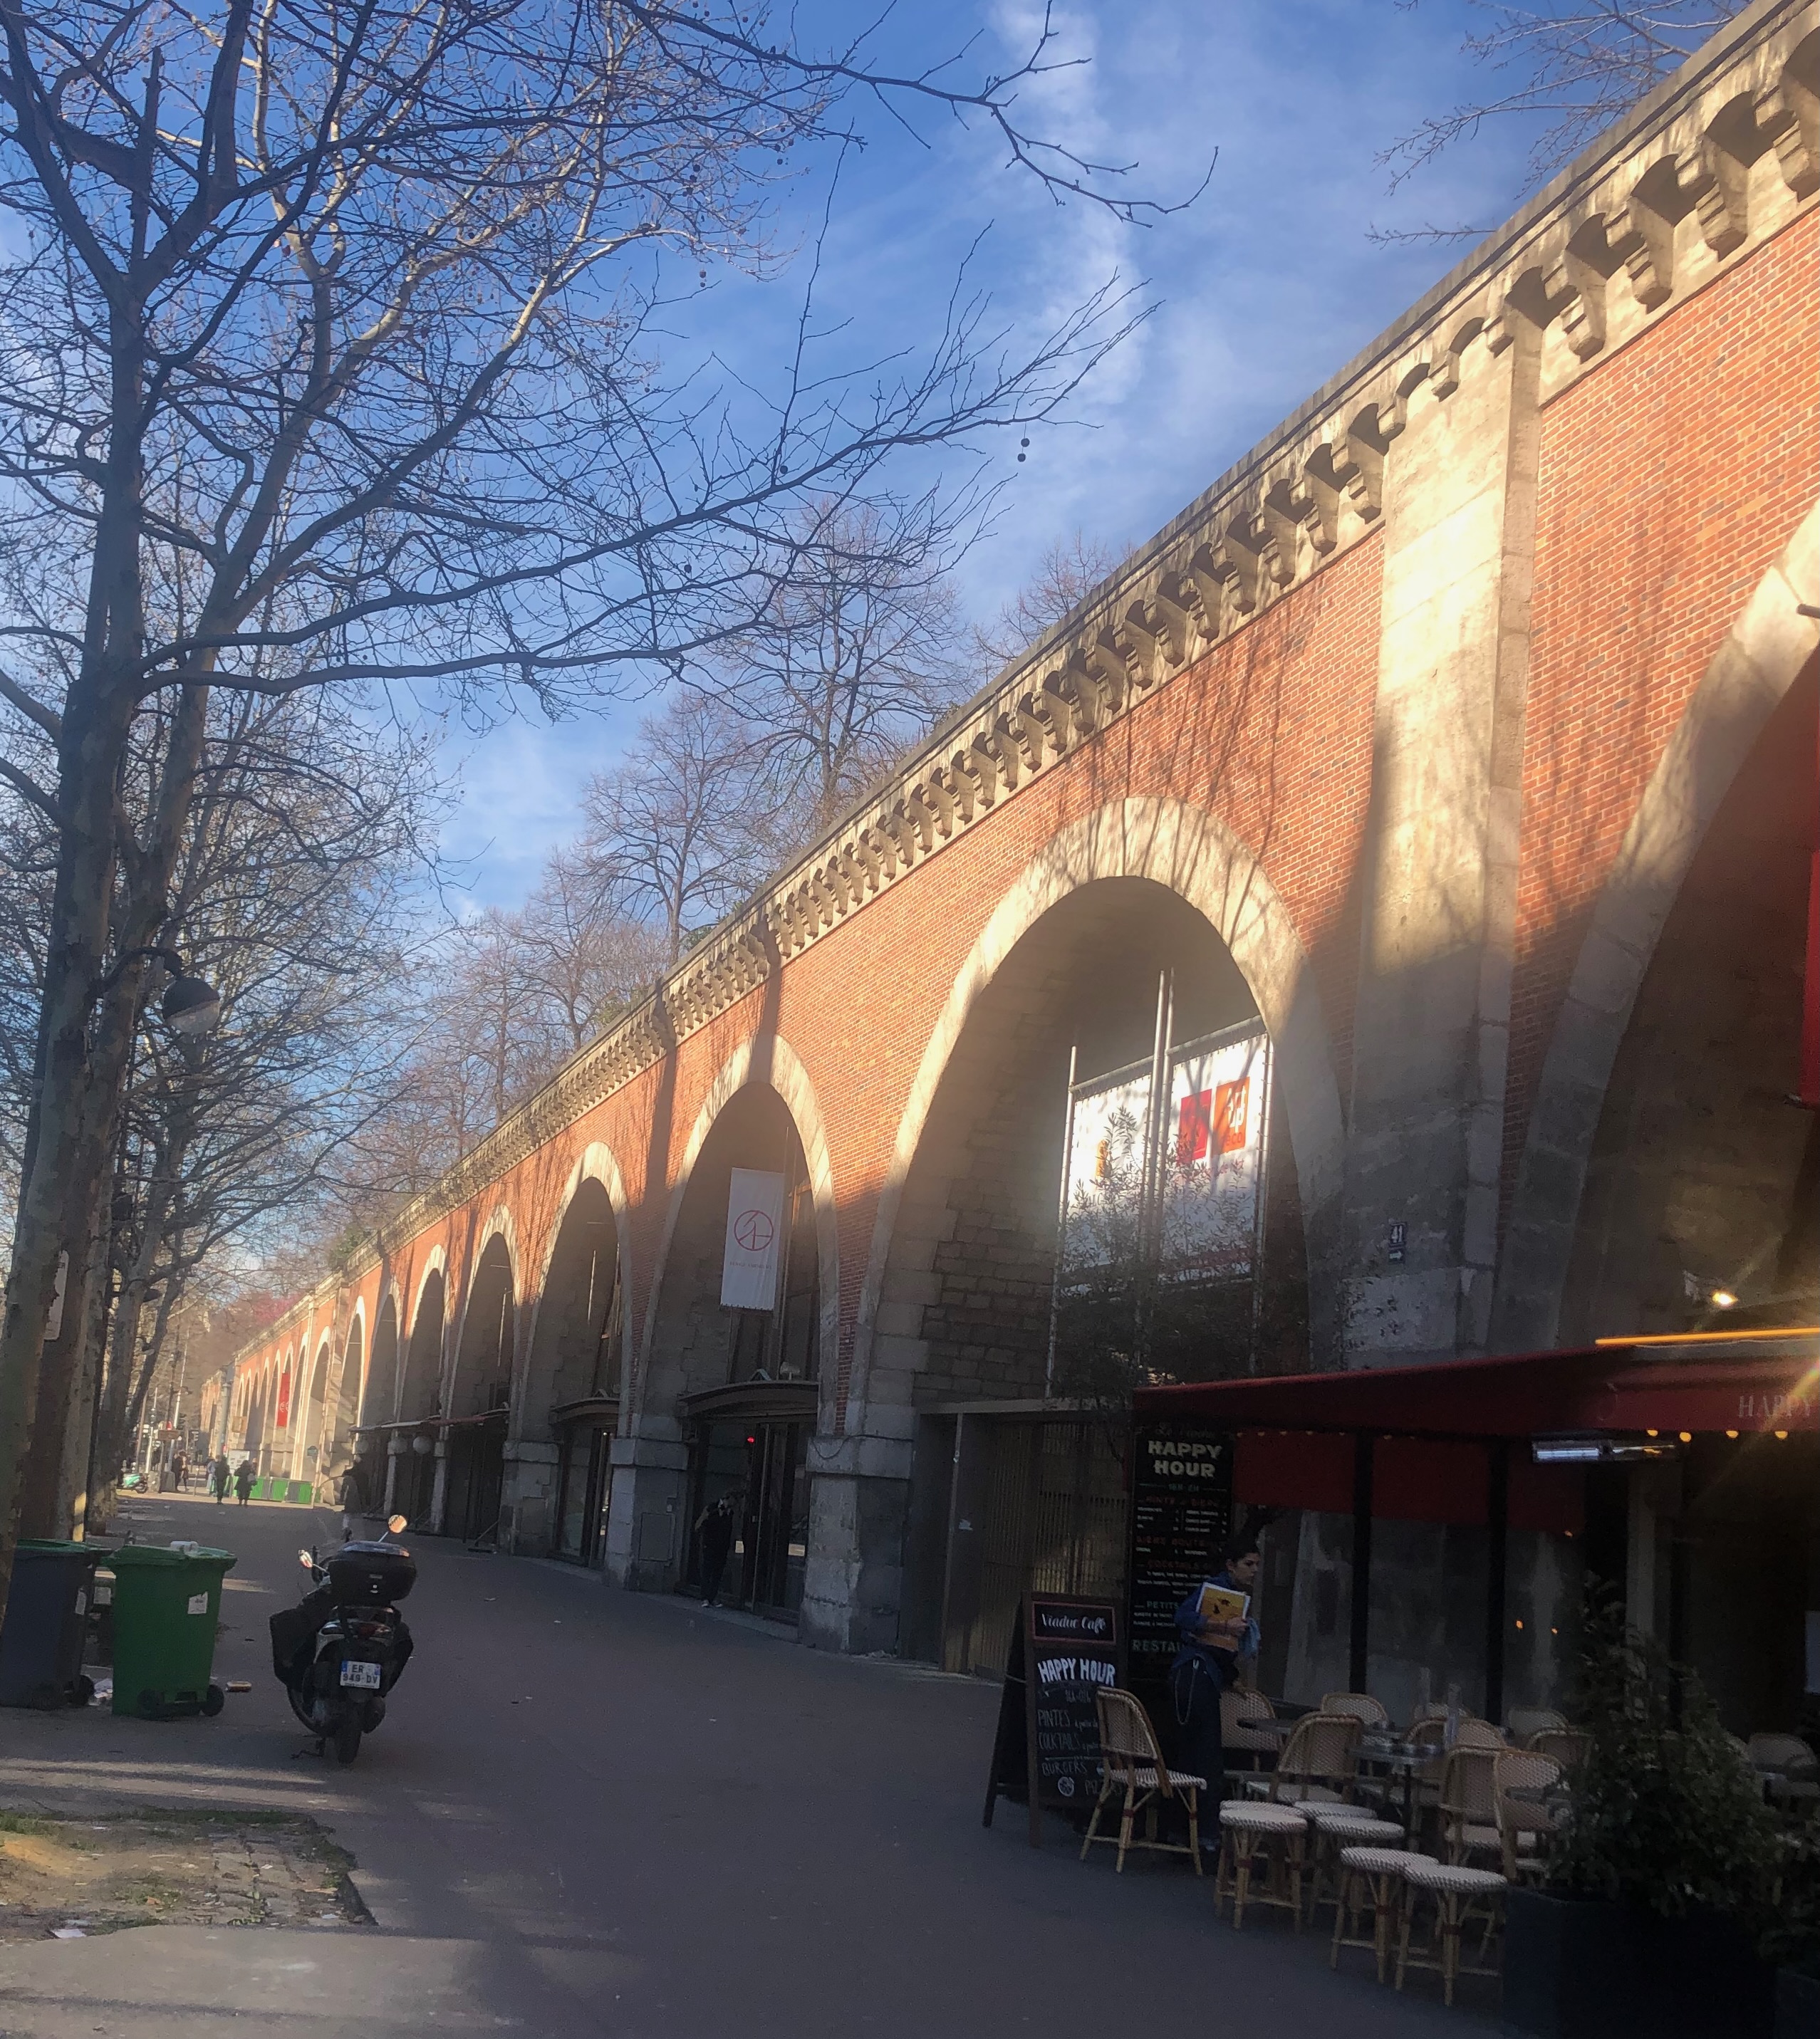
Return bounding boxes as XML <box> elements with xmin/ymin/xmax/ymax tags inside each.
<box><xmin>298</xmin><ymin>1548</ymin><xmax>314</xmax><ymax>1568</ymax></box>
<box><xmin>388</xmin><ymin>1514</ymin><xmax>407</xmax><ymax>1535</ymax></box>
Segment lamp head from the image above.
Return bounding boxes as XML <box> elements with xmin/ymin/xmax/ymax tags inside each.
<box><xmin>160</xmin><ymin>971</ymin><xmax>222</xmax><ymax>1037</ymax></box>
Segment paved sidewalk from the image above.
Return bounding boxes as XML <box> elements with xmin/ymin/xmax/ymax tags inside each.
<box><xmin>0</xmin><ymin>1492</ymin><xmax>1491</xmax><ymax>2035</ymax></box>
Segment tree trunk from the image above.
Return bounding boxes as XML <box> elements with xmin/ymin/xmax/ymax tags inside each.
<box><xmin>0</xmin><ymin>672</ymin><xmax>139</xmax><ymax>1610</ymax></box>
<box><xmin>56</xmin><ymin>1220</ymin><xmax>113</xmax><ymax>1539</ymax></box>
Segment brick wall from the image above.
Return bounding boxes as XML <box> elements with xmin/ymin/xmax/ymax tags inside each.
<box><xmin>1503</xmin><ymin>209</ymin><xmax>1820</xmax><ymax>1231</ymax></box>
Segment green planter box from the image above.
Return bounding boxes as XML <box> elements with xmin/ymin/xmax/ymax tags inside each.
<box><xmin>1504</xmin><ymin>1887</ymin><xmax>1775</xmax><ymax>2039</ymax></box>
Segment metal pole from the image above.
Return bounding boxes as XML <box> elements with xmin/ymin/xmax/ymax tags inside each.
<box><xmin>1044</xmin><ymin>1043</ymin><xmax>1079</xmax><ymax>1400</ymax></box>
<box><xmin>1349</xmin><ymin>1432</ymin><xmax>1376</xmax><ymax>1692</ymax></box>
<box><xmin>1136</xmin><ymin>971</ymin><xmax>1175</xmax><ymax>1363</ymax></box>
<box><xmin>1485</xmin><ymin>1441</ymin><xmax>1510</xmax><ymax>1725</ymax></box>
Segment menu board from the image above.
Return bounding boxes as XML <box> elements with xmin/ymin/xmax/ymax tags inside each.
<box><xmin>982</xmin><ymin>1595</ymin><xmax>1122</xmax><ymax>1847</ymax></box>
<box><xmin>1126</xmin><ymin>1422</ymin><xmax>1234</xmax><ymax>1709</ymax></box>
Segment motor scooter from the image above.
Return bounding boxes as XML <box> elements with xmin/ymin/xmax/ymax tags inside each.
<box><xmin>269</xmin><ymin>1513</ymin><xmax>415</xmax><ymax>1763</ymax></box>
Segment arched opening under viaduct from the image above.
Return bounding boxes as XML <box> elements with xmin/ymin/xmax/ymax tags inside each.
<box><xmin>645</xmin><ymin>1082</ymin><xmax>823</xmax><ymax>1620</ymax></box>
<box><xmin>390</xmin><ymin>1270</ymin><xmax>444</xmax><ymax>1527</ymax></box>
<box><xmin>302</xmin><ymin>1337</ymin><xmax>330</xmax><ymax>1490</ymax></box>
<box><xmin>318</xmin><ymin>1316</ymin><xmax>363</xmax><ymax>1498</ymax></box>
<box><xmin>515</xmin><ymin>1177</ymin><xmax>624</xmax><ymax>1563</ymax></box>
<box><xmin>880</xmin><ymin>875</ymin><xmax>1311</xmax><ymax>1674</ymax></box>
<box><xmin>367</xmin><ymin>1293</ymin><xmax>399</xmax><ymax>1428</ymax></box>
<box><xmin>443</xmin><ymin>1235</ymin><xmax>514</xmax><ymax>1543</ymax></box>
<box><xmin>1557</xmin><ymin>652</ymin><xmax>1819</xmax><ymax>1736</ymax></box>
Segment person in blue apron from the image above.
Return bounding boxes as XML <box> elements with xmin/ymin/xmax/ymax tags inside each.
<box><xmin>1168</xmin><ymin>1543</ymin><xmax>1262</xmax><ymax>1818</ymax></box>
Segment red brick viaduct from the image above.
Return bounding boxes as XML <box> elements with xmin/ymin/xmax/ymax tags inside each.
<box><xmin>217</xmin><ymin>2</ymin><xmax>1819</xmax><ymax>1681</ymax></box>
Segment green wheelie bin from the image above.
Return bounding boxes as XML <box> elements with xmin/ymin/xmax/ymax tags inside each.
<box><xmin>107</xmin><ymin>1543</ymin><xmax>236</xmax><ymax>1719</ymax></box>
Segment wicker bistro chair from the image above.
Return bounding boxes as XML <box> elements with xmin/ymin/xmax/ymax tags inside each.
<box><xmin>1268</xmin><ymin>1711</ymin><xmax>1364</xmax><ymax>1807</ymax></box>
<box><xmin>1452</xmin><ymin>1718</ymin><xmax>1509</xmax><ymax>1751</ymax></box>
<box><xmin>1438</xmin><ymin>1747</ymin><xmax>1505</xmax><ymax>1867</ymax></box>
<box><xmin>1079</xmin><ymin>1689</ymin><xmax>1206</xmax><ymax>1875</ymax></box>
<box><xmin>1301</xmin><ymin>1802</ymin><xmax>1406</xmax><ymax>1922</ymax></box>
<box><xmin>1215</xmin><ymin>1800</ymin><xmax>1311</xmax><ymax>1929</ymax></box>
<box><xmin>1396</xmin><ymin>1858</ymin><xmax>1509</xmax><ymax>2006</ymax></box>
<box><xmin>1507</xmin><ymin>1706</ymin><xmax>1567</xmax><ymax>1743</ymax></box>
<box><xmin>1492</xmin><ymin>1751</ymin><xmax>1562</xmax><ymax>1882</ymax></box>
<box><xmin>1321</xmin><ymin>1691</ymin><xmax>1391</xmax><ymax>1728</ymax></box>
<box><xmin>1332</xmin><ymin>1846</ymin><xmax>1436</xmax><ymax>1982</ymax></box>
<box><xmin>1527</xmin><ymin>1727</ymin><xmax>1591</xmax><ymax>1773</ymax></box>
<box><xmin>1221</xmin><ymin>1688</ymin><xmax>1280</xmax><ymax>1785</ymax></box>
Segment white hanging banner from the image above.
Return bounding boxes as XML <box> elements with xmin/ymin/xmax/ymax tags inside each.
<box><xmin>722</xmin><ymin>1168</ymin><xmax>786</xmax><ymax>1311</ymax></box>
<box><xmin>1160</xmin><ymin>1028</ymin><xmax>1270</xmax><ymax>1281</ymax></box>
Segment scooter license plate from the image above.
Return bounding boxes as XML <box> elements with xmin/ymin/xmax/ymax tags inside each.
<box><xmin>338</xmin><ymin>1659</ymin><xmax>383</xmax><ymax>1691</ymax></box>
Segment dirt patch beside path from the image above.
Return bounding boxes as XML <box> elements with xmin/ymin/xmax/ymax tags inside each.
<box><xmin>0</xmin><ymin>1810</ymin><xmax>368</xmax><ymax>1941</ymax></box>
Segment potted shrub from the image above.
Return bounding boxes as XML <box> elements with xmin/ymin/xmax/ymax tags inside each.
<box><xmin>1503</xmin><ymin>1595</ymin><xmax>1784</xmax><ymax>2039</ymax></box>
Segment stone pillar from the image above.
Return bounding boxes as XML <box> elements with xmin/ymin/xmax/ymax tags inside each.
<box><xmin>601</xmin><ymin>1429</ymin><xmax>690</xmax><ymax>1590</ymax></box>
<box><xmin>501</xmin><ymin>1439</ymin><xmax>560</xmax><ymax>1555</ymax></box>
<box><xmin>1343</xmin><ymin>312</ymin><xmax>1543</xmax><ymax>1365</ymax></box>
<box><xmin>801</xmin><ymin>1437</ymin><xmax>912</xmax><ymax>1655</ymax></box>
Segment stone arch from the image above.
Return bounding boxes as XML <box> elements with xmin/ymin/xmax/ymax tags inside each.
<box><xmin>300</xmin><ymin>1331</ymin><xmax>333</xmax><ymax>1480</ymax></box>
<box><xmin>520</xmin><ymin>1145</ymin><xmax>631</xmax><ymax>1439</ymax></box>
<box><xmin>450</xmin><ymin>1229</ymin><xmax>517</xmax><ymax>1420</ymax></box>
<box><xmin>843</xmin><ymin>794</ymin><xmax>1347</xmax><ymax>1430</ymax></box>
<box><xmin>1493</xmin><ymin>504</ymin><xmax>1820</xmax><ymax>1348</ymax></box>
<box><xmin>632</xmin><ymin>1034</ymin><xmax>839</xmax><ymax>1429</ymax></box>
<box><xmin>322</xmin><ymin>1307</ymin><xmax>365</xmax><ymax>1483</ymax></box>
<box><xmin>365</xmin><ymin>1285</ymin><xmax>402</xmax><ymax>1426</ymax></box>
<box><xmin>399</xmin><ymin>1261</ymin><xmax>447</xmax><ymax>1425</ymax></box>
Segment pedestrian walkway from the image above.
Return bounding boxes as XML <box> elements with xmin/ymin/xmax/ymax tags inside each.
<box><xmin>0</xmin><ymin>1493</ymin><xmax>1487</xmax><ymax>2035</ymax></box>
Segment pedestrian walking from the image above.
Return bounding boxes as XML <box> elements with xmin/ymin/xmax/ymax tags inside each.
<box><xmin>234</xmin><ymin>1461</ymin><xmax>255</xmax><ymax>1506</ymax></box>
<box><xmin>693</xmin><ymin>1489</ymin><xmax>742</xmax><ymax>1607</ymax></box>
<box><xmin>211</xmin><ymin>1454</ymin><xmax>230</xmax><ymax>1503</ymax></box>
<box><xmin>336</xmin><ymin>1459</ymin><xmax>370</xmax><ymax>1543</ymax></box>
<box><xmin>171</xmin><ymin>1451</ymin><xmax>187</xmax><ymax>1492</ymax></box>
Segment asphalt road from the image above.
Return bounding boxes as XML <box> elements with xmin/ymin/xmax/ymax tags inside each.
<box><xmin>0</xmin><ymin>1491</ymin><xmax>1491</xmax><ymax>2035</ymax></box>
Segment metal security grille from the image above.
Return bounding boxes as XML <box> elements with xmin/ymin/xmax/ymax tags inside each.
<box><xmin>952</xmin><ymin>1417</ymin><xmax>1128</xmax><ymax>1679</ymax></box>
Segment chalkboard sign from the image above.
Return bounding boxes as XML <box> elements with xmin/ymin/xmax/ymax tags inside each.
<box><xmin>1126</xmin><ymin>1422</ymin><xmax>1233</xmax><ymax>1711</ymax></box>
<box><xmin>982</xmin><ymin>1595</ymin><xmax>1121</xmax><ymax>1847</ymax></box>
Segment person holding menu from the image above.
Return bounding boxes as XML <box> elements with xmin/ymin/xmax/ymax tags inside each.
<box><xmin>1165</xmin><ymin>1543</ymin><xmax>1262</xmax><ymax>1816</ymax></box>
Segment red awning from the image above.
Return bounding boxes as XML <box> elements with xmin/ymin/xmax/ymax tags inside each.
<box><xmin>1132</xmin><ymin>1333</ymin><xmax>1820</xmax><ymax>1440</ymax></box>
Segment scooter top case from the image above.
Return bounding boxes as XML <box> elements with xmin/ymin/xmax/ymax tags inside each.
<box><xmin>325</xmin><ymin>1542</ymin><xmax>417</xmax><ymax>1607</ymax></box>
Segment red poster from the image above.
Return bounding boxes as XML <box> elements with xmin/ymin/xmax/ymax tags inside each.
<box><xmin>276</xmin><ymin>1370</ymin><xmax>291</xmax><ymax>1429</ymax></box>
<box><xmin>1213</xmin><ymin>1078</ymin><xmax>1249</xmax><ymax>1154</ymax></box>
<box><xmin>1177</xmin><ymin>1078</ymin><xmax>1249</xmax><ymax>1164</ymax></box>
<box><xmin>1177</xmin><ymin>1089</ymin><xmax>1212</xmax><ymax>1164</ymax></box>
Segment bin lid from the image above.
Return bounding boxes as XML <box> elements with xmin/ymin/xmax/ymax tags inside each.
<box><xmin>107</xmin><ymin>1543</ymin><xmax>236</xmax><ymax>1570</ymax></box>
<box><xmin>16</xmin><ymin>1539</ymin><xmax>97</xmax><ymax>1558</ymax></box>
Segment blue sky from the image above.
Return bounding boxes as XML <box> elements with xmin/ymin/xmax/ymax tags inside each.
<box><xmin>441</xmin><ymin>0</ymin><xmax>1554</xmax><ymax>909</ymax></box>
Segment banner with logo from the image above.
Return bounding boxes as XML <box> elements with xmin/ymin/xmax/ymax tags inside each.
<box><xmin>721</xmin><ymin>1167</ymin><xmax>786</xmax><ymax>1310</ymax></box>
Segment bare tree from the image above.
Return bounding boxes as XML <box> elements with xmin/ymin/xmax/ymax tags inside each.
<box><xmin>11</xmin><ymin>684</ymin><xmax>442</xmax><ymax>1530</ymax></box>
<box><xmin>703</xmin><ymin>497</ymin><xmax>967</xmax><ymax>834</ymax></box>
<box><xmin>969</xmin><ymin>531</ymin><xmax>1122</xmax><ymax>670</ymax></box>
<box><xmin>1373</xmin><ymin>2</ymin><xmax>1745</xmax><ymax>241</ymax></box>
<box><xmin>578</xmin><ymin>693</ymin><xmax>775</xmax><ymax>961</ymax></box>
<box><xmin>0</xmin><ymin>0</ymin><xmax>1182</xmax><ymax>1610</ymax></box>
<box><xmin>519</xmin><ymin>852</ymin><xmax>667</xmax><ymax>1056</ymax></box>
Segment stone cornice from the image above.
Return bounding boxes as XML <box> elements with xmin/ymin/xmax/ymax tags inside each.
<box><xmin>235</xmin><ymin>0</ymin><xmax>1817</xmax><ymax>1372</ymax></box>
